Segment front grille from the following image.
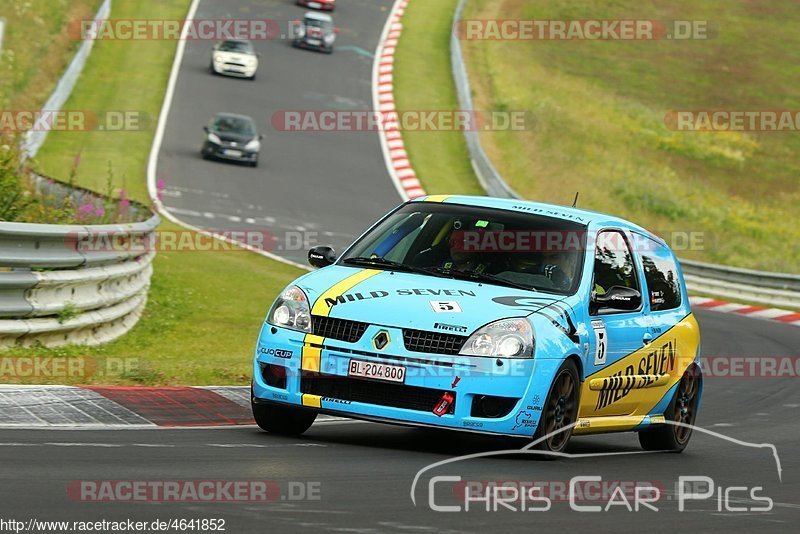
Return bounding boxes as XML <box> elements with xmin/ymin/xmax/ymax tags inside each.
<box><xmin>402</xmin><ymin>328</ymin><xmax>468</xmax><ymax>355</ymax></box>
<box><xmin>312</xmin><ymin>315</ymin><xmax>368</xmax><ymax>343</ymax></box>
<box><xmin>301</xmin><ymin>372</ymin><xmax>455</xmax><ymax>414</ymax></box>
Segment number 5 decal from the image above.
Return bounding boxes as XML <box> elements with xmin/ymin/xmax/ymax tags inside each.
<box><xmin>430</xmin><ymin>301</ymin><xmax>462</xmax><ymax>313</ymax></box>
<box><xmin>591</xmin><ymin>319</ymin><xmax>607</xmax><ymax>366</ymax></box>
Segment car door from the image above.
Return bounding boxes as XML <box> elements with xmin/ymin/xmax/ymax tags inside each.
<box><xmin>634</xmin><ymin>234</ymin><xmax>688</xmax><ymax>406</ymax></box>
<box><xmin>580</xmin><ymin>229</ymin><xmax>652</xmax><ymax>417</ymax></box>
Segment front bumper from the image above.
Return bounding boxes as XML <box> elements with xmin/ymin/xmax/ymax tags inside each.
<box><xmin>293</xmin><ymin>37</ymin><xmax>332</xmax><ymax>51</ymax></box>
<box><xmin>212</xmin><ymin>61</ymin><xmax>257</xmax><ymax>78</ymax></box>
<box><xmin>202</xmin><ymin>141</ymin><xmax>258</xmax><ymax>163</ymax></box>
<box><xmin>252</xmin><ymin>323</ymin><xmax>564</xmax><ymax>437</ymax></box>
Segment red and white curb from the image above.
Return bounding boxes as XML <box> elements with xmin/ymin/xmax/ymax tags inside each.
<box><xmin>689</xmin><ymin>296</ymin><xmax>800</xmax><ymax>326</ymax></box>
<box><xmin>374</xmin><ymin>0</ymin><xmax>427</xmax><ymax>201</ymax></box>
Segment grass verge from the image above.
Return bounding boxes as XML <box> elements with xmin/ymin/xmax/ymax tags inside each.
<box><xmin>393</xmin><ymin>0</ymin><xmax>483</xmax><ymax>196</ymax></box>
<box><xmin>395</xmin><ymin>0</ymin><xmax>798</xmax><ymax>273</ymax></box>
<box><xmin>2</xmin><ymin>0</ymin><xmax>301</xmax><ymax>385</ymax></box>
<box><xmin>0</xmin><ymin>0</ymin><xmax>100</xmax><ymax>111</ymax></box>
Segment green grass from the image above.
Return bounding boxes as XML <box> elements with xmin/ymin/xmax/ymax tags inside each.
<box><xmin>393</xmin><ymin>0</ymin><xmax>483</xmax><ymax>195</ymax></box>
<box><xmin>459</xmin><ymin>0</ymin><xmax>799</xmax><ymax>273</ymax></box>
<box><xmin>0</xmin><ymin>0</ymin><xmax>100</xmax><ymax>111</ymax></box>
<box><xmin>394</xmin><ymin>0</ymin><xmax>798</xmax><ymax>273</ymax></box>
<box><xmin>32</xmin><ymin>0</ymin><xmax>188</xmax><ymax>200</ymax></box>
<box><xmin>1</xmin><ymin>0</ymin><xmax>302</xmax><ymax>385</ymax></box>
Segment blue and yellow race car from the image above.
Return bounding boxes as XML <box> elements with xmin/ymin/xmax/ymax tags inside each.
<box><xmin>252</xmin><ymin>196</ymin><xmax>702</xmax><ymax>454</ymax></box>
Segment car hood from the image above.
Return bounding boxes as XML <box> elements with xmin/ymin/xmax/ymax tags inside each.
<box><xmin>295</xmin><ymin>266</ymin><xmax>567</xmax><ymax>334</ymax></box>
<box><xmin>211</xmin><ymin>130</ymin><xmax>255</xmax><ymax>144</ymax></box>
<box><xmin>213</xmin><ymin>51</ymin><xmax>256</xmax><ymax>63</ymax></box>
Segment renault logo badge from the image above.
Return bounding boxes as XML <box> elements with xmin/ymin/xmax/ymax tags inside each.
<box><xmin>373</xmin><ymin>330</ymin><xmax>390</xmax><ymax>351</ymax></box>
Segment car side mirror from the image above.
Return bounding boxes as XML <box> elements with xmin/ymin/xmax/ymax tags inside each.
<box><xmin>308</xmin><ymin>246</ymin><xmax>337</xmax><ymax>268</ymax></box>
<box><xmin>203</xmin><ymin>126</ymin><xmax>209</xmax><ymax>133</ymax></box>
<box><xmin>591</xmin><ymin>285</ymin><xmax>641</xmax><ymax>313</ymax></box>
<box><xmin>259</xmin><ymin>134</ymin><xmax>264</xmax><ymax>140</ymax></box>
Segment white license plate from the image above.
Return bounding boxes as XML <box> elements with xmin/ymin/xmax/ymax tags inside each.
<box><xmin>306</xmin><ymin>39</ymin><xmax>321</xmax><ymax>46</ymax></box>
<box><xmin>348</xmin><ymin>360</ymin><xmax>406</xmax><ymax>383</ymax></box>
<box><xmin>308</xmin><ymin>2</ymin><xmax>321</xmax><ymax>8</ymax></box>
<box><xmin>223</xmin><ymin>149</ymin><xmax>242</xmax><ymax>157</ymax></box>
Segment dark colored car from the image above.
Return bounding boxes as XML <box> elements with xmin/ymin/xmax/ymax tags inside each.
<box><xmin>201</xmin><ymin>113</ymin><xmax>262</xmax><ymax>167</ymax></box>
<box><xmin>292</xmin><ymin>12</ymin><xmax>337</xmax><ymax>54</ymax></box>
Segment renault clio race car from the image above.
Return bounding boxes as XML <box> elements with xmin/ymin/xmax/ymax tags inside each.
<box><xmin>252</xmin><ymin>196</ymin><xmax>703</xmax><ymax>454</ymax></box>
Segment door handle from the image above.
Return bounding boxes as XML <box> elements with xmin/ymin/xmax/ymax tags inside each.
<box><xmin>642</xmin><ymin>332</ymin><xmax>653</xmax><ymax>346</ymax></box>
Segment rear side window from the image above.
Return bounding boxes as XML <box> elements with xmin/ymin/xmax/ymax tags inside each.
<box><xmin>640</xmin><ymin>238</ymin><xmax>682</xmax><ymax>311</ymax></box>
<box><xmin>592</xmin><ymin>230</ymin><xmax>639</xmax><ymax>294</ymax></box>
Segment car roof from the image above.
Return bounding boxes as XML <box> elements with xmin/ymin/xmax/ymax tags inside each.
<box><xmin>213</xmin><ymin>112</ymin><xmax>256</xmax><ymax>123</ymax></box>
<box><xmin>412</xmin><ymin>195</ymin><xmax>662</xmax><ymax>241</ymax></box>
<box><xmin>305</xmin><ymin>11</ymin><xmax>333</xmax><ymax>22</ymax></box>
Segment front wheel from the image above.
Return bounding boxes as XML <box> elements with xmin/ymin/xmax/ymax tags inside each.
<box><xmin>252</xmin><ymin>401</ymin><xmax>316</xmax><ymax>436</ymax></box>
<box><xmin>639</xmin><ymin>365</ymin><xmax>701</xmax><ymax>452</ymax></box>
<box><xmin>530</xmin><ymin>359</ymin><xmax>580</xmax><ymax>457</ymax></box>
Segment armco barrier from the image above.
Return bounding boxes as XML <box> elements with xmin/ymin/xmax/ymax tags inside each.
<box><xmin>450</xmin><ymin>0</ymin><xmax>799</xmax><ymax>308</ymax></box>
<box><xmin>0</xmin><ymin>213</ymin><xmax>159</xmax><ymax>348</ymax></box>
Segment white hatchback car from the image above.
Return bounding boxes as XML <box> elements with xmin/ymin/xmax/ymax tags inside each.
<box><xmin>210</xmin><ymin>40</ymin><xmax>259</xmax><ymax>79</ymax></box>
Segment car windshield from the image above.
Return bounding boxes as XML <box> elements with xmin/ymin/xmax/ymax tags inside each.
<box><xmin>305</xmin><ymin>19</ymin><xmax>332</xmax><ymax>31</ymax></box>
<box><xmin>340</xmin><ymin>202</ymin><xmax>587</xmax><ymax>295</ymax></box>
<box><xmin>212</xmin><ymin>116</ymin><xmax>256</xmax><ymax>136</ymax></box>
<box><xmin>218</xmin><ymin>41</ymin><xmax>254</xmax><ymax>54</ymax></box>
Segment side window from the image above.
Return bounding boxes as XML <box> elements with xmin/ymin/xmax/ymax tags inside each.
<box><xmin>592</xmin><ymin>230</ymin><xmax>639</xmax><ymax>295</ymax></box>
<box><xmin>640</xmin><ymin>239</ymin><xmax>682</xmax><ymax>311</ymax></box>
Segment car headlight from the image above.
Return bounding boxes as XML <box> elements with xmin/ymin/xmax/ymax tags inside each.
<box><xmin>246</xmin><ymin>57</ymin><xmax>257</xmax><ymax>66</ymax></box>
<box><xmin>214</xmin><ymin>54</ymin><xmax>224</xmax><ymax>63</ymax></box>
<box><xmin>459</xmin><ymin>318</ymin><xmax>534</xmax><ymax>358</ymax></box>
<box><xmin>244</xmin><ymin>138</ymin><xmax>260</xmax><ymax>151</ymax></box>
<box><xmin>207</xmin><ymin>133</ymin><xmax>221</xmax><ymax>144</ymax></box>
<box><xmin>267</xmin><ymin>286</ymin><xmax>312</xmax><ymax>333</ymax></box>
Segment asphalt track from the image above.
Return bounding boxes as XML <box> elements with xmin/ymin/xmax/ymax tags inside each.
<box><xmin>1</xmin><ymin>309</ymin><xmax>798</xmax><ymax>531</ymax></box>
<box><xmin>157</xmin><ymin>0</ymin><xmax>399</xmax><ymax>264</ymax></box>
<box><xmin>4</xmin><ymin>0</ymin><xmax>799</xmax><ymax>531</ymax></box>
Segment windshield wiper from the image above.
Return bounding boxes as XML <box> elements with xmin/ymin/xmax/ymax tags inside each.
<box><xmin>341</xmin><ymin>257</ymin><xmax>445</xmax><ymax>277</ymax></box>
<box><xmin>430</xmin><ymin>267</ymin><xmax>535</xmax><ymax>292</ymax></box>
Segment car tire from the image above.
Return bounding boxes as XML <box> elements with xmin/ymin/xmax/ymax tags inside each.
<box><xmin>530</xmin><ymin>358</ymin><xmax>580</xmax><ymax>458</ymax></box>
<box><xmin>250</xmin><ymin>158</ymin><xmax>259</xmax><ymax>168</ymax></box>
<box><xmin>252</xmin><ymin>401</ymin><xmax>316</xmax><ymax>436</ymax></box>
<box><xmin>638</xmin><ymin>365</ymin><xmax>701</xmax><ymax>453</ymax></box>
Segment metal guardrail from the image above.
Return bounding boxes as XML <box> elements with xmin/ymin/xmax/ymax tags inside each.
<box><xmin>450</xmin><ymin>0</ymin><xmax>799</xmax><ymax>308</ymax></box>
<box><xmin>0</xmin><ymin>214</ymin><xmax>159</xmax><ymax>348</ymax></box>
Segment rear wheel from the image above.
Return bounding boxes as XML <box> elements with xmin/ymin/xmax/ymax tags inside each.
<box><xmin>639</xmin><ymin>365</ymin><xmax>701</xmax><ymax>452</ymax></box>
<box><xmin>531</xmin><ymin>359</ymin><xmax>580</xmax><ymax>457</ymax></box>
<box><xmin>252</xmin><ymin>401</ymin><xmax>316</xmax><ymax>436</ymax></box>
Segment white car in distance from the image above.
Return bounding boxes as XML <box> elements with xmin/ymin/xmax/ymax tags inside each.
<box><xmin>210</xmin><ymin>40</ymin><xmax>259</xmax><ymax>80</ymax></box>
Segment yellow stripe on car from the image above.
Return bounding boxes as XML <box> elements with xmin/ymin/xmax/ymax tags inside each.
<box><xmin>301</xmin><ymin>269</ymin><xmax>382</xmax><ymax>373</ymax></box>
<box><xmin>423</xmin><ymin>195</ymin><xmax>452</xmax><ymax>203</ymax></box>
<box><xmin>301</xmin><ymin>394</ymin><xmax>322</xmax><ymax>408</ymax></box>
